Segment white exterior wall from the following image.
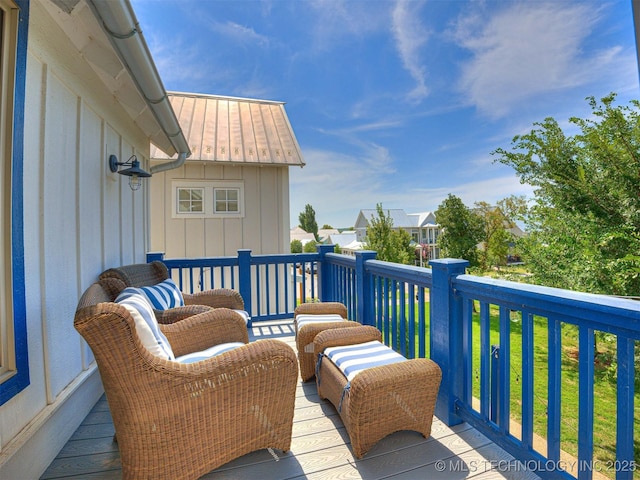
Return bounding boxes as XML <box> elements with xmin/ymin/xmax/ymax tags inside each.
<box><xmin>0</xmin><ymin>2</ymin><xmax>152</xmax><ymax>477</ymax></box>
<box><xmin>150</xmin><ymin>162</ymin><xmax>291</xmax><ymax>257</ymax></box>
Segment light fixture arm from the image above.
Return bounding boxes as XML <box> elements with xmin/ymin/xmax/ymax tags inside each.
<box><xmin>109</xmin><ymin>154</ymin><xmax>152</xmax><ymax>191</ymax></box>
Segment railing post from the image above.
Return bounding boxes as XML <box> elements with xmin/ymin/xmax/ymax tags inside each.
<box><xmin>490</xmin><ymin>345</ymin><xmax>500</xmax><ymax>423</ymax></box>
<box><xmin>429</xmin><ymin>258</ymin><xmax>469</xmax><ymax>426</ymax></box>
<box><xmin>355</xmin><ymin>250</ymin><xmax>377</xmax><ymax>325</ymax></box>
<box><xmin>238</xmin><ymin>250</ymin><xmax>252</xmax><ymax>315</ymax></box>
<box><xmin>146</xmin><ymin>252</ymin><xmax>165</xmax><ymax>263</ymax></box>
<box><xmin>317</xmin><ymin>244</ymin><xmax>335</xmax><ymax>302</ymax></box>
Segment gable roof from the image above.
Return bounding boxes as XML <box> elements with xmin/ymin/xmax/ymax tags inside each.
<box><xmin>150</xmin><ymin>92</ymin><xmax>305</xmax><ymax>166</ymax></box>
<box><xmin>408</xmin><ymin>211</ymin><xmax>438</xmax><ymax>227</ymax></box>
<box><xmin>355</xmin><ymin>209</ymin><xmax>416</xmax><ymax>229</ymax></box>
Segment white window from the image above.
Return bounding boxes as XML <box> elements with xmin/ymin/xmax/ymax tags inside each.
<box><xmin>172</xmin><ymin>180</ymin><xmax>244</xmax><ymax>218</ymax></box>
<box><xmin>214</xmin><ymin>187</ymin><xmax>240</xmax><ymax>214</ymax></box>
<box><xmin>177</xmin><ymin>187</ymin><xmax>204</xmax><ymax>213</ymax></box>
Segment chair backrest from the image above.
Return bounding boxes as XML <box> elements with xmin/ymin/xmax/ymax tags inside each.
<box><xmin>76</xmin><ymin>278</ymin><xmax>126</xmax><ymax>309</ymax></box>
<box><xmin>74</xmin><ymin>281</ymin><xmax>168</xmax><ymax>390</ymax></box>
<box><xmin>99</xmin><ymin>261</ymin><xmax>169</xmax><ymax>287</ymax></box>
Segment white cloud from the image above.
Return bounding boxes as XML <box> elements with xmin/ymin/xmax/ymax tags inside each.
<box><xmin>391</xmin><ymin>0</ymin><xmax>430</xmax><ymax>102</ymax></box>
<box><xmin>290</xmin><ymin>147</ymin><xmax>535</xmax><ymax>228</ymax></box>
<box><xmin>453</xmin><ymin>2</ymin><xmax>620</xmax><ymax>119</ymax></box>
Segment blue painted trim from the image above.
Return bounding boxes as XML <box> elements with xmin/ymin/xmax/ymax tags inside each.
<box><xmin>521</xmin><ymin>309</ymin><xmax>534</xmax><ymax>449</ymax></box>
<box><xmin>0</xmin><ymin>0</ymin><xmax>30</xmax><ymax>406</ymax></box>
<box><xmin>577</xmin><ymin>326</ymin><xmax>594</xmax><ymax>480</ymax></box>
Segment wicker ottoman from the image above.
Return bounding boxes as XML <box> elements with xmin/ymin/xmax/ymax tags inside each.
<box><xmin>294</xmin><ymin>302</ymin><xmax>361</xmax><ymax>381</ymax></box>
<box><xmin>314</xmin><ymin>326</ymin><xmax>442</xmax><ymax>458</ymax></box>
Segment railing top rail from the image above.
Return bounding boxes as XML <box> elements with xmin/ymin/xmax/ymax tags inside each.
<box><xmin>249</xmin><ymin>252</ymin><xmax>319</xmax><ymax>265</ymax></box>
<box><xmin>325</xmin><ymin>252</ymin><xmax>355</xmax><ymax>268</ymax></box>
<box><xmin>454</xmin><ymin>274</ymin><xmax>640</xmax><ymax>336</ymax></box>
<box><xmin>162</xmin><ymin>256</ymin><xmax>239</xmax><ymax>268</ymax></box>
<box><xmin>365</xmin><ymin>259</ymin><xmax>433</xmax><ymax>286</ymax></box>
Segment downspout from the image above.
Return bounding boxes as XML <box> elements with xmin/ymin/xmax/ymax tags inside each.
<box><xmin>85</xmin><ymin>0</ymin><xmax>190</xmax><ymax>172</ymax></box>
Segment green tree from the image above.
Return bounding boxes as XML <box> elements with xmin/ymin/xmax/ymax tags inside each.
<box><xmin>364</xmin><ymin>204</ymin><xmax>415</xmax><ymax>264</ymax></box>
<box><xmin>435</xmin><ymin>194</ymin><xmax>484</xmax><ymax>267</ymax></box>
<box><xmin>474</xmin><ymin>197</ymin><xmax>526</xmax><ymax>270</ymax></box>
<box><xmin>493</xmin><ymin>94</ymin><xmax>640</xmax><ymax>295</ymax></box>
<box><xmin>322</xmin><ymin>224</ymin><xmax>333</xmax><ymax>229</ymax></box>
<box><xmin>303</xmin><ymin>240</ymin><xmax>317</xmax><ymax>253</ymax></box>
<box><xmin>290</xmin><ymin>239</ymin><xmax>302</xmax><ymax>253</ymax></box>
<box><xmin>298</xmin><ymin>204</ymin><xmax>319</xmax><ymax>240</ymax></box>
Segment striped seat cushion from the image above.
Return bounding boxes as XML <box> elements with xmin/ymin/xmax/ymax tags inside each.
<box><xmin>323</xmin><ymin>340</ymin><xmax>407</xmax><ymax>382</ymax></box>
<box><xmin>139</xmin><ymin>279</ymin><xmax>184</xmax><ymax>310</ymax></box>
<box><xmin>295</xmin><ymin>314</ymin><xmax>345</xmax><ymax>331</ymax></box>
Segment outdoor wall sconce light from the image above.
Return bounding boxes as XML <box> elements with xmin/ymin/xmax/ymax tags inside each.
<box><xmin>109</xmin><ymin>154</ymin><xmax>151</xmax><ymax>191</ymax></box>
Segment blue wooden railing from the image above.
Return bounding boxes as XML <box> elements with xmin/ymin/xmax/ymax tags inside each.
<box><xmin>148</xmin><ymin>247</ymin><xmax>638</xmax><ymax>480</ymax></box>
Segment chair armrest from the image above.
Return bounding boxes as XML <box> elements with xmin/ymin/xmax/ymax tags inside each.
<box><xmin>161</xmin><ymin>308</ymin><xmax>249</xmax><ymax>358</ymax></box>
<box><xmin>313</xmin><ymin>325</ymin><xmax>382</xmax><ymax>357</ymax></box>
<box><xmin>183</xmin><ymin>288</ymin><xmax>245</xmax><ymax>310</ymax></box>
<box><xmin>154</xmin><ymin>305</ymin><xmax>212</xmax><ymax>325</ymax></box>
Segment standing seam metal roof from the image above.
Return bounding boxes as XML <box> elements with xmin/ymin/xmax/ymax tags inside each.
<box><xmin>149</xmin><ymin>92</ymin><xmax>305</xmax><ymax>167</ymax></box>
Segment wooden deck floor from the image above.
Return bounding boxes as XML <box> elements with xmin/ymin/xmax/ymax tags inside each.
<box><xmin>41</xmin><ymin>319</ymin><xmax>540</xmax><ymax>480</ymax></box>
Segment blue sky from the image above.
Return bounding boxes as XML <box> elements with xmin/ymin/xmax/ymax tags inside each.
<box><xmin>131</xmin><ymin>0</ymin><xmax>639</xmax><ymax>229</ymax></box>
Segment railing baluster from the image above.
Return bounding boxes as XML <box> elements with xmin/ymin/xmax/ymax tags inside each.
<box><xmin>480</xmin><ymin>301</ymin><xmax>491</xmax><ymax>418</ymax></box>
<box><xmin>462</xmin><ymin>297</ymin><xmax>473</xmax><ymax>406</ymax></box>
<box><xmin>577</xmin><ymin>326</ymin><xmax>594</xmax><ymax>480</ymax></box>
<box><xmin>521</xmin><ymin>309</ymin><xmax>534</xmax><ymax>450</ymax></box>
<box><xmin>616</xmin><ymin>335</ymin><xmax>635</xmax><ymax>480</ymax></box>
<box><xmin>498</xmin><ymin>305</ymin><xmax>511</xmax><ymax>433</ymax></box>
<box><xmin>408</xmin><ymin>284</ymin><xmax>415</xmax><ymax>359</ymax></box>
<box><xmin>547</xmin><ymin>318</ymin><xmax>562</xmax><ymax>463</ymax></box>
<box><xmin>418</xmin><ymin>287</ymin><xmax>425</xmax><ymax>358</ymax></box>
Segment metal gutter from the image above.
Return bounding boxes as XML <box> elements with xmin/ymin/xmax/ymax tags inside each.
<box><xmin>85</xmin><ymin>0</ymin><xmax>190</xmax><ymax>173</ymax></box>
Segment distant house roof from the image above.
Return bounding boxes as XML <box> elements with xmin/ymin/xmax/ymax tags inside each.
<box><xmin>290</xmin><ymin>227</ymin><xmax>315</xmax><ymax>244</ymax></box>
<box><xmin>409</xmin><ymin>211</ymin><xmax>437</xmax><ymax>227</ymax></box>
<box><xmin>150</xmin><ymin>92</ymin><xmax>305</xmax><ymax>167</ymax></box>
<box><xmin>318</xmin><ymin>228</ymin><xmax>339</xmax><ymax>242</ymax></box>
<box><xmin>329</xmin><ymin>232</ymin><xmax>357</xmax><ymax>246</ymax></box>
<box><xmin>355</xmin><ymin>209</ymin><xmax>416</xmax><ymax>229</ymax></box>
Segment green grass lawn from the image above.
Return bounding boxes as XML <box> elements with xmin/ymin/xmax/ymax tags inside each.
<box><xmin>381</xmin><ymin>298</ymin><xmax>639</xmax><ymax>479</ymax></box>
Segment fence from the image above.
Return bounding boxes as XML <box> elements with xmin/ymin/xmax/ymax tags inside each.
<box><xmin>149</xmin><ymin>247</ymin><xmax>638</xmax><ymax>480</ymax></box>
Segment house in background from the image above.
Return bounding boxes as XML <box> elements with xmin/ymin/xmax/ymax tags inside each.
<box><xmin>149</xmin><ymin>92</ymin><xmax>305</xmax><ymax>258</ymax></box>
<box><xmin>0</xmin><ymin>0</ymin><xmax>191</xmax><ymax>477</ymax></box>
<box><xmin>354</xmin><ymin>208</ymin><xmax>441</xmax><ymax>260</ymax></box>
<box><xmin>290</xmin><ymin>226</ymin><xmax>316</xmax><ymax>247</ymax></box>
<box><xmin>328</xmin><ymin>231</ymin><xmax>364</xmax><ymax>256</ymax></box>
<box><xmin>317</xmin><ymin>227</ymin><xmax>339</xmax><ymax>242</ymax></box>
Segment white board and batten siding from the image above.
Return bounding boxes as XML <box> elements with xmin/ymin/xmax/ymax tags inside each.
<box><xmin>0</xmin><ymin>1</ymin><xmax>154</xmax><ymax>477</ymax></box>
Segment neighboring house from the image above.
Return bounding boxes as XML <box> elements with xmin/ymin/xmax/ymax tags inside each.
<box><xmin>328</xmin><ymin>231</ymin><xmax>360</xmax><ymax>254</ymax></box>
<box><xmin>354</xmin><ymin>209</ymin><xmax>441</xmax><ymax>260</ymax></box>
<box><xmin>333</xmin><ymin>231</ymin><xmax>365</xmax><ymax>256</ymax></box>
<box><xmin>290</xmin><ymin>226</ymin><xmax>316</xmax><ymax>246</ymax></box>
<box><xmin>149</xmin><ymin>92</ymin><xmax>305</xmax><ymax>258</ymax></box>
<box><xmin>317</xmin><ymin>228</ymin><xmax>339</xmax><ymax>243</ymax></box>
<box><xmin>0</xmin><ymin>0</ymin><xmax>191</xmax><ymax>477</ymax></box>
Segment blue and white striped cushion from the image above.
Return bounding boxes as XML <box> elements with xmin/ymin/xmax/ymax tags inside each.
<box><xmin>295</xmin><ymin>314</ymin><xmax>345</xmax><ymax>331</ymax></box>
<box><xmin>175</xmin><ymin>342</ymin><xmax>244</xmax><ymax>364</ymax></box>
<box><xmin>115</xmin><ymin>288</ymin><xmax>174</xmax><ymax>360</ymax></box>
<box><xmin>139</xmin><ymin>279</ymin><xmax>184</xmax><ymax>310</ymax></box>
<box><xmin>323</xmin><ymin>340</ymin><xmax>406</xmax><ymax>381</ymax></box>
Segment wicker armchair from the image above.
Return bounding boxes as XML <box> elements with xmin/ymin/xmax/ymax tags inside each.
<box><xmin>99</xmin><ymin>260</ymin><xmax>245</xmax><ymax>310</ymax></box>
<box><xmin>75</xmin><ymin>280</ymin><xmax>298</xmax><ymax>480</ymax></box>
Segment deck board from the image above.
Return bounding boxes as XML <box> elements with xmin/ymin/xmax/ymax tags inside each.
<box><xmin>41</xmin><ymin>319</ymin><xmax>539</xmax><ymax>480</ymax></box>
